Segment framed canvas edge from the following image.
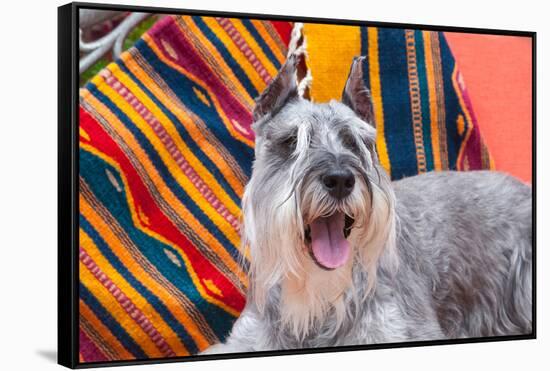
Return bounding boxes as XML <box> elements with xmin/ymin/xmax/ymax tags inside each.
<box><xmin>58</xmin><ymin>2</ymin><xmax>80</xmax><ymax>369</ymax></box>
<box><xmin>57</xmin><ymin>1</ymin><xmax>537</xmax><ymax>368</ymax></box>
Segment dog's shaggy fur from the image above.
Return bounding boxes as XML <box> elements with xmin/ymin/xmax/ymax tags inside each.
<box><xmin>202</xmin><ymin>50</ymin><xmax>532</xmax><ymax>354</ymax></box>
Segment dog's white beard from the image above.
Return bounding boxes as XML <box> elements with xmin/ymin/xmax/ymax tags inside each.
<box><xmin>241</xmin><ymin>166</ymin><xmax>398</xmax><ymax>340</ymax></box>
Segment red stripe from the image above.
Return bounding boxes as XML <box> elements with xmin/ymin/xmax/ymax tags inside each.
<box><xmin>80</xmin><ymin>107</ymin><xmax>245</xmax><ymax>312</ymax></box>
<box><xmin>216</xmin><ymin>18</ymin><xmax>272</xmax><ymax>85</ymax></box>
<box><xmin>269</xmin><ymin>21</ymin><xmax>293</xmax><ymax>45</ymax></box>
<box><xmin>456</xmin><ymin>79</ymin><xmax>483</xmax><ymax>170</ymax></box>
<box><xmin>101</xmin><ymin>69</ymin><xmax>240</xmax><ymax>231</ymax></box>
<box><xmin>80</xmin><ymin>247</ymin><xmax>176</xmax><ymax>357</ymax></box>
<box><xmin>79</xmin><ymin>328</ymin><xmax>109</xmax><ymax>362</ymax></box>
<box><xmin>148</xmin><ymin>18</ymin><xmax>255</xmax><ymax>142</ymax></box>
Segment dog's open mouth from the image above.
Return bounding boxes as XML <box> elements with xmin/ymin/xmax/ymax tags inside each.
<box><xmin>304</xmin><ymin>212</ymin><xmax>354</xmax><ymax>270</ymax></box>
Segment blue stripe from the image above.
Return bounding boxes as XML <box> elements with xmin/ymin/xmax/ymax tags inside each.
<box><xmin>377</xmin><ymin>29</ymin><xmax>418</xmax><ymax>180</ymax></box>
<box><xmin>191</xmin><ymin>16</ymin><xmax>259</xmax><ymax>99</ymax></box>
<box><xmin>241</xmin><ymin>19</ymin><xmax>281</xmax><ymax>69</ymax></box>
<box><xmin>438</xmin><ymin>33</ymin><xmax>460</xmax><ymax>170</ymax></box>
<box><xmin>80</xmin><ymin>282</ymin><xmax>148</xmax><ymax>359</ymax></box>
<box><xmin>85</xmin><ymin>85</ymin><xmax>243</xmax><ymax>262</ymax></box>
<box><xmin>115</xmin><ymin>59</ymin><xmax>243</xmax><ymax>206</ymax></box>
<box><xmin>360</xmin><ymin>27</ymin><xmax>369</xmax><ymax>61</ymax></box>
<box><xmin>80</xmin><ymin>150</ymin><xmax>237</xmax><ymax>342</ymax></box>
<box><xmin>80</xmin><ymin>213</ymin><xmax>200</xmax><ymax>354</ymax></box>
<box><xmin>133</xmin><ymin>40</ymin><xmax>254</xmax><ymax>179</ymax></box>
<box><xmin>414</xmin><ymin>30</ymin><xmax>435</xmax><ymax>171</ymax></box>
<box><xmin>360</xmin><ymin>27</ymin><xmax>371</xmax><ymax>91</ymax></box>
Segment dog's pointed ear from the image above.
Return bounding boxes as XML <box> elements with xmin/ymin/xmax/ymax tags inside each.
<box><xmin>342</xmin><ymin>56</ymin><xmax>375</xmax><ymax>127</ymax></box>
<box><xmin>253</xmin><ymin>52</ymin><xmax>301</xmax><ymax>121</ymax></box>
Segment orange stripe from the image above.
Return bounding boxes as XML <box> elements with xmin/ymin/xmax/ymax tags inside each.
<box><xmin>80</xmin><ymin>193</ymin><xmax>220</xmax><ymax>349</ymax></box>
<box><xmin>79</xmin><ymin>137</ymin><xmax>245</xmax><ymax>314</ymax></box>
<box><xmin>80</xmin><ymin>300</ymin><xmax>135</xmax><ymax>360</ymax></box>
<box><xmin>80</xmin><ymin>261</ymin><xmax>163</xmax><ymax>358</ymax></box>
<box><xmin>405</xmin><ymin>30</ymin><xmax>427</xmax><ymax>173</ymax></box>
<box><xmin>251</xmin><ymin>20</ymin><xmax>287</xmax><ymax>64</ymax></box>
<box><xmin>229</xmin><ymin>18</ymin><xmax>279</xmax><ymax>78</ymax></box>
<box><xmin>89</xmin><ymin>75</ymin><xmax>243</xmax><ymax>248</ymax></box>
<box><xmin>178</xmin><ymin>16</ymin><xmax>255</xmax><ymax>109</ymax></box>
<box><xmin>202</xmin><ymin>17</ymin><xmax>268</xmax><ymax>93</ymax></box>
<box><xmin>79</xmin><ymin>94</ymin><xmax>246</xmax><ymax>288</ymax></box>
<box><xmin>80</xmin><ymin>229</ymin><xmax>189</xmax><ymax>355</ymax></box>
<box><xmin>141</xmin><ymin>33</ymin><xmax>255</xmax><ymax>148</ymax></box>
<box><xmin>119</xmin><ymin>52</ymin><xmax>246</xmax><ymax>197</ymax></box>
<box><xmin>423</xmin><ymin>31</ymin><xmax>442</xmax><ymax>171</ymax></box>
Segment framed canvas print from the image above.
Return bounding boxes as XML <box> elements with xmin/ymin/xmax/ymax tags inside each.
<box><xmin>58</xmin><ymin>2</ymin><xmax>536</xmax><ymax>368</ymax></box>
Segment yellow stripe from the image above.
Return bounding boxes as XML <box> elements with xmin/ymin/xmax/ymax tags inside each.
<box><xmin>109</xmin><ymin>60</ymin><xmax>246</xmax><ymax>206</ymax></box>
<box><xmin>80</xmin><ymin>261</ymin><xmax>163</xmax><ymax>358</ymax></box>
<box><xmin>202</xmin><ymin>17</ymin><xmax>267</xmax><ymax>93</ymax></box>
<box><xmin>261</xmin><ymin>21</ymin><xmax>288</xmax><ymax>56</ymax></box>
<box><xmin>303</xmin><ymin>23</ymin><xmax>361</xmax><ymax>103</ymax></box>
<box><xmin>451</xmin><ymin>66</ymin><xmax>495</xmax><ymax>171</ymax></box>
<box><xmin>230</xmin><ymin>19</ymin><xmax>279</xmax><ymax>78</ymax></box>
<box><xmin>80</xmin><ymin>176</ymin><xmax>240</xmax><ymax>332</ymax></box>
<box><xmin>489</xmin><ymin>152</ymin><xmax>496</xmax><ymax>170</ymax></box>
<box><xmin>423</xmin><ymin>31</ymin><xmax>442</xmax><ymax>171</ymax></box>
<box><xmin>120</xmin><ymin>53</ymin><xmax>246</xmax><ymax>197</ymax></box>
<box><xmin>251</xmin><ymin>20</ymin><xmax>287</xmax><ymax>64</ymax></box>
<box><xmin>80</xmin><ymin>228</ymin><xmax>190</xmax><ymax>355</ymax></box>
<box><xmin>92</xmin><ymin>78</ymin><xmax>242</xmax><ymax>249</ymax></box>
<box><xmin>141</xmin><ymin>33</ymin><xmax>255</xmax><ymax>148</ymax></box>
<box><xmin>178</xmin><ymin>16</ymin><xmax>255</xmax><ymax>108</ymax></box>
<box><xmin>80</xmin><ymin>187</ymin><xmax>229</xmax><ymax>349</ymax></box>
<box><xmin>368</xmin><ymin>28</ymin><xmax>391</xmax><ymax>174</ymax></box>
<box><xmin>80</xmin><ymin>95</ymin><xmax>246</xmax><ymax>287</ymax></box>
<box><xmin>79</xmin><ymin>136</ymin><xmax>245</xmax><ymax>315</ymax></box>
<box><xmin>80</xmin><ymin>299</ymin><xmax>135</xmax><ymax>360</ymax></box>
<box><xmin>452</xmin><ymin>67</ymin><xmax>472</xmax><ymax>168</ymax></box>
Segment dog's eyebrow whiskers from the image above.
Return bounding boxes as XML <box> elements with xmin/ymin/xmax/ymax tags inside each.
<box><xmin>276</xmin><ymin>169</ymin><xmax>304</xmax><ymax>209</ymax></box>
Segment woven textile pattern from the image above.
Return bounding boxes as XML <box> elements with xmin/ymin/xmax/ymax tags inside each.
<box><xmin>78</xmin><ymin>15</ymin><xmax>492</xmax><ymax>363</ymax></box>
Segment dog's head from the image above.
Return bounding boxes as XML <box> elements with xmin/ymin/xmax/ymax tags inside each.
<box><xmin>242</xmin><ymin>52</ymin><xmax>397</xmax><ymax>320</ymax></box>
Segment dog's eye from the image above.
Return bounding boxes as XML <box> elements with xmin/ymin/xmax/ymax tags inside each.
<box><xmin>341</xmin><ymin>132</ymin><xmax>359</xmax><ymax>153</ymax></box>
<box><xmin>278</xmin><ymin>134</ymin><xmax>297</xmax><ymax>153</ymax></box>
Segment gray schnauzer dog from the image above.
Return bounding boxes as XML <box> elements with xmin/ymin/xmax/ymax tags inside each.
<box><xmin>202</xmin><ymin>51</ymin><xmax>532</xmax><ymax>354</ymax></box>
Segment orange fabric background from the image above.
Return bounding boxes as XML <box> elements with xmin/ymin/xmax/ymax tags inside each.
<box><xmin>444</xmin><ymin>33</ymin><xmax>533</xmax><ymax>183</ymax></box>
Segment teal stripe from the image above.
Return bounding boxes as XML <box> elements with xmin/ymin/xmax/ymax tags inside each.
<box><xmin>85</xmin><ymin>85</ymin><xmax>242</xmax><ymax>260</ymax></box>
<box><xmin>414</xmin><ymin>30</ymin><xmax>435</xmax><ymax>171</ymax></box>
<box><xmin>360</xmin><ymin>27</ymin><xmax>371</xmax><ymax>91</ymax></box>
<box><xmin>377</xmin><ymin>29</ymin><xmax>418</xmax><ymax>180</ymax></box>
<box><xmin>80</xmin><ymin>283</ymin><xmax>147</xmax><ymax>359</ymax></box>
<box><xmin>80</xmin><ymin>149</ymin><xmax>237</xmax><ymax>341</ymax></box>
<box><xmin>241</xmin><ymin>19</ymin><xmax>281</xmax><ymax>69</ymax></box>
<box><xmin>116</xmin><ymin>59</ymin><xmax>244</xmax><ymax>205</ymax></box>
<box><xmin>132</xmin><ymin>40</ymin><xmax>254</xmax><ymax>180</ymax></box>
<box><xmin>80</xmin><ymin>212</ymin><xmax>200</xmax><ymax>354</ymax></box>
<box><xmin>191</xmin><ymin>16</ymin><xmax>259</xmax><ymax>98</ymax></box>
<box><xmin>439</xmin><ymin>33</ymin><xmax>461</xmax><ymax>169</ymax></box>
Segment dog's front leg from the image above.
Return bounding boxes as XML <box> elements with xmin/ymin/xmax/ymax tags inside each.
<box><xmin>200</xmin><ymin>307</ymin><xmax>269</xmax><ymax>355</ymax></box>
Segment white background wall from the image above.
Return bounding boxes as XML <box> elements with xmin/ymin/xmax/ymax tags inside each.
<box><xmin>0</xmin><ymin>0</ymin><xmax>546</xmax><ymax>369</ymax></box>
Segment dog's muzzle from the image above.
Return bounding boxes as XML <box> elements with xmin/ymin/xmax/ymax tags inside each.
<box><xmin>304</xmin><ymin>213</ymin><xmax>355</xmax><ymax>270</ymax></box>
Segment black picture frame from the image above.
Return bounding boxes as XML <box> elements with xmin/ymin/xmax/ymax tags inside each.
<box><xmin>58</xmin><ymin>2</ymin><xmax>537</xmax><ymax>368</ymax></box>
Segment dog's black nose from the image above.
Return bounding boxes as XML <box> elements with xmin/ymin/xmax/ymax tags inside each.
<box><xmin>322</xmin><ymin>169</ymin><xmax>355</xmax><ymax>199</ymax></box>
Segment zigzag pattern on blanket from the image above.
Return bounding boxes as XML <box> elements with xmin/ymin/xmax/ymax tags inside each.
<box><xmin>79</xmin><ymin>15</ymin><xmax>292</xmax><ymax>362</ymax></box>
<box><xmin>78</xmin><ymin>15</ymin><xmax>492</xmax><ymax>363</ymax></box>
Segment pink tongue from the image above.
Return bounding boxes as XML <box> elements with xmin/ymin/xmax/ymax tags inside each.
<box><xmin>310</xmin><ymin>212</ymin><xmax>350</xmax><ymax>269</ymax></box>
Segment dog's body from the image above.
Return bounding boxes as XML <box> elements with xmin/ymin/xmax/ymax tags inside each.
<box><xmin>202</xmin><ymin>52</ymin><xmax>532</xmax><ymax>354</ymax></box>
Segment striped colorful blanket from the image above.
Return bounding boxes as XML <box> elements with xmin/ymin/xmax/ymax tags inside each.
<box><xmin>78</xmin><ymin>15</ymin><xmax>492</xmax><ymax>363</ymax></box>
